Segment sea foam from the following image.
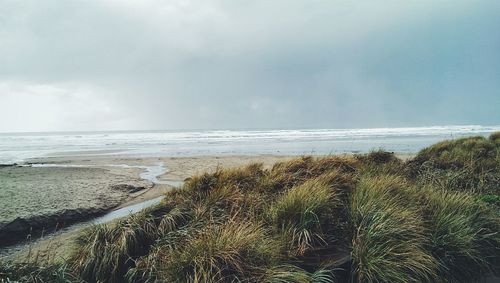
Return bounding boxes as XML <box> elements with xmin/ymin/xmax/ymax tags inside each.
<box><xmin>1</xmin><ymin>125</ymin><xmax>499</xmax><ymax>164</ymax></box>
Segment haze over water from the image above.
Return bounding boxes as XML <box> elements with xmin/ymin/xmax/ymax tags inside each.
<box><xmin>1</xmin><ymin>125</ymin><xmax>499</xmax><ymax>165</ymax></box>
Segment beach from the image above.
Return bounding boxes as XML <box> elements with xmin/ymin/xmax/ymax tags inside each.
<box><xmin>1</xmin><ymin>131</ymin><xmax>498</xmax><ymax>282</ymax></box>
<box><xmin>0</xmin><ymin>154</ymin><xmax>295</xmax><ymax>255</ymax></box>
<box><xmin>2</xmin><ymin>125</ymin><xmax>498</xmax><ymax>255</ymax></box>
<box><xmin>0</xmin><ymin>127</ymin><xmax>497</xmax><ymax>257</ymax></box>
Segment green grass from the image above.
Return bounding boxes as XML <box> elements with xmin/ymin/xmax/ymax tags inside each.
<box><xmin>418</xmin><ymin>188</ymin><xmax>500</xmax><ymax>281</ymax></box>
<box><xmin>264</xmin><ymin>265</ymin><xmax>336</xmax><ymax>283</ymax></box>
<box><xmin>156</xmin><ymin>221</ymin><xmax>279</xmax><ymax>282</ymax></box>
<box><xmin>69</xmin><ymin>204</ymin><xmax>173</xmax><ymax>283</ymax></box>
<box><xmin>479</xmin><ymin>194</ymin><xmax>500</xmax><ymax>207</ymax></box>
<box><xmin>350</xmin><ymin>175</ymin><xmax>436</xmax><ymax>283</ymax></box>
<box><xmin>3</xmin><ymin>134</ymin><xmax>500</xmax><ymax>282</ymax></box>
<box><xmin>490</xmin><ymin>131</ymin><xmax>500</xmax><ymax>143</ymax></box>
<box><xmin>408</xmin><ymin>132</ymin><xmax>500</xmax><ymax>194</ymax></box>
<box><xmin>268</xmin><ymin>173</ymin><xmax>339</xmax><ymax>256</ymax></box>
<box><xmin>0</xmin><ymin>261</ymin><xmax>78</xmax><ymax>283</ymax></box>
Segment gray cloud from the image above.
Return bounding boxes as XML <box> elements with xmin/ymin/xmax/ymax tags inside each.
<box><xmin>0</xmin><ymin>0</ymin><xmax>499</xmax><ymax>132</ymax></box>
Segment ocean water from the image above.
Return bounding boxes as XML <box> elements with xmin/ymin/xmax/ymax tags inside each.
<box><xmin>1</xmin><ymin>125</ymin><xmax>499</xmax><ymax>164</ymax></box>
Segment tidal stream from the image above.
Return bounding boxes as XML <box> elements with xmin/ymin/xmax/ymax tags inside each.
<box><xmin>1</xmin><ymin>162</ymin><xmax>183</xmax><ymax>257</ymax></box>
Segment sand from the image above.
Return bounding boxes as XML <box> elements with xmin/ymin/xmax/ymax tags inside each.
<box><xmin>0</xmin><ymin>166</ymin><xmax>148</xmax><ymax>227</ymax></box>
<box><xmin>0</xmin><ymin>155</ymin><xmax>295</xmax><ymax>253</ymax></box>
<box><xmin>2</xmin><ymin>153</ymin><xmax>413</xmax><ymax>259</ymax></box>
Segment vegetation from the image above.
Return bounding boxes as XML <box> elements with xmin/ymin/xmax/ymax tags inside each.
<box><xmin>407</xmin><ymin>134</ymin><xmax>500</xmax><ymax>194</ymax></box>
<box><xmin>0</xmin><ymin>247</ymin><xmax>79</xmax><ymax>283</ymax></box>
<box><xmin>0</xmin><ymin>261</ymin><xmax>78</xmax><ymax>283</ymax></box>
<box><xmin>350</xmin><ymin>175</ymin><xmax>436</xmax><ymax>283</ymax></box>
<box><xmin>1</xmin><ymin>133</ymin><xmax>499</xmax><ymax>282</ymax></box>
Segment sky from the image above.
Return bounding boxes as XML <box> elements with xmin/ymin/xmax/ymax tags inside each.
<box><xmin>0</xmin><ymin>0</ymin><xmax>499</xmax><ymax>132</ymax></box>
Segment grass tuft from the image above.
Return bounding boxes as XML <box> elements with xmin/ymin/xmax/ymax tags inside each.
<box><xmin>69</xmin><ymin>205</ymin><xmax>166</xmax><ymax>283</ymax></box>
<box><xmin>489</xmin><ymin>131</ymin><xmax>500</xmax><ymax>143</ymax></box>
<box><xmin>264</xmin><ymin>265</ymin><xmax>336</xmax><ymax>283</ymax></box>
<box><xmin>269</xmin><ymin>173</ymin><xmax>340</xmax><ymax>256</ymax></box>
<box><xmin>408</xmin><ymin>135</ymin><xmax>500</xmax><ymax>194</ymax></box>
<box><xmin>0</xmin><ymin>261</ymin><xmax>78</xmax><ymax>283</ymax></box>
<box><xmin>158</xmin><ymin>220</ymin><xmax>280</xmax><ymax>282</ymax></box>
<box><xmin>419</xmin><ymin>188</ymin><xmax>500</xmax><ymax>281</ymax></box>
<box><xmin>350</xmin><ymin>175</ymin><xmax>437</xmax><ymax>283</ymax></box>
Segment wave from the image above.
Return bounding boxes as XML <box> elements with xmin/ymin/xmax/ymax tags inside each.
<box><xmin>1</xmin><ymin>125</ymin><xmax>499</xmax><ymax>164</ymax></box>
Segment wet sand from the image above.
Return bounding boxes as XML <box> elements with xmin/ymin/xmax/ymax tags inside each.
<box><xmin>0</xmin><ymin>166</ymin><xmax>148</xmax><ymax>228</ymax></box>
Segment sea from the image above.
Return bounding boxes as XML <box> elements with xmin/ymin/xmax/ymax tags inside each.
<box><xmin>1</xmin><ymin>125</ymin><xmax>499</xmax><ymax>165</ymax></box>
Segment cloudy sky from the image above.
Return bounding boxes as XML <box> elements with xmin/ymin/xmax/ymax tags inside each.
<box><xmin>0</xmin><ymin>0</ymin><xmax>499</xmax><ymax>132</ymax></box>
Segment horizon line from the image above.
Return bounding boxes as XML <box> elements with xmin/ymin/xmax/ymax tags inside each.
<box><xmin>1</xmin><ymin>124</ymin><xmax>500</xmax><ymax>135</ymax></box>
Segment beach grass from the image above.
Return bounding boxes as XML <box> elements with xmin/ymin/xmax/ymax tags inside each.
<box><xmin>407</xmin><ymin>134</ymin><xmax>500</xmax><ymax>194</ymax></box>
<box><xmin>1</xmin><ymin>132</ymin><xmax>499</xmax><ymax>282</ymax></box>
<box><xmin>350</xmin><ymin>175</ymin><xmax>437</xmax><ymax>283</ymax></box>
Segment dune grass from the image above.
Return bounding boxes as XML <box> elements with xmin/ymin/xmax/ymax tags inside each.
<box><xmin>68</xmin><ymin>203</ymin><xmax>179</xmax><ymax>283</ymax></box>
<box><xmin>0</xmin><ymin>261</ymin><xmax>78</xmax><ymax>283</ymax></box>
<box><xmin>268</xmin><ymin>173</ymin><xmax>339</xmax><ymax>256</ymax></box>
<box><xmin>2</xmin><ymin>133</ymin><xmax>499</xmax><ymax>282</ymax></box>
<box><xmin>408</xmin><ymin>133</ymin><xmax>500</xmax><ymax>194</ymax></box>
<box><xmin>350</xmin><ymin>175</ymin><xmax>436</xmax><ymax>283</ymax></box>
<box><xmin>491</xmin><ymin>132</ymin><xmax>500</xmax><ymax>143</ymax></box>
<box><xmin>418</xmin><ymin>188</ymin><xmax>500</xmax><ymax>282</ymax></box>
<box><xmin>264</xmin><ymin>265</ymin><xmax>336</xmax><ymax>283</ymax></box>
<box><xmin>156</xmin><ymin>220</ymin><xmax>279</xmax><ymax>282</ymax></box>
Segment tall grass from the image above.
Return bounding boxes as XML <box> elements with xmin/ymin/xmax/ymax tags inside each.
<box><xmin>6</xmin><ymin>137</ymin><xmax>499</xmax><ymax>283</ymax></box>
<box><xmin>0</xmin><ymin>261</ymin><xmax>78</xmax><ymax>283</ymax></box>
<box><xmin>0</xmin><ymin>225</ymin><xmax>79</xmax><ymax>283</ymax></box>
<box><xmin>267</xmin><ymin>156</ymin><xmax>359</xmax><ymax>192</ymax></box>
<box><xmin>350</xmin><ymin>175</ymin><xmax>437</xmax><ymax>283</ymax></box>
<box><xmin>412</xmin><ymin>135</ymin><xmax>498</xmax><ymax>169</ymax></box>
<box><xmin>408</xmin><ymin>132</ymin><xmax>500</xmax><ymax>194</ymax></box>
<box><xmin>157</xmin><ymin>221</ymin><xmax>280</xmax><ymax>282</ymax></box>
<box><xmin>418</xmin><ymin>188</ymin><xmax>500</xmax><ymax>281</ymax></box>
<box><xmin>268</xmin><ymin>173</ymin><xmax>339</xmax><ymax>256</ymax></box>
<box><xmin>264</xmin><ymin>265</ymin><xmax>336</xmax><ymax>283</ymax></box>
<box><xmin>490</xmin><ymin>131</ymin><xmax>500</xmax><ymax>143</ymax></box>
<box><xmin>69</xmin><ymin>203</ymin><xmax>182</xmax><ymax>283</ymax></box>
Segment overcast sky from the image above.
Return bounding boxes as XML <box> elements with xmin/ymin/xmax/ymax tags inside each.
<box><xmin>0</xmin><ymin>0</ymin><xmax>499</xmax><ymax>132</ymax></box>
